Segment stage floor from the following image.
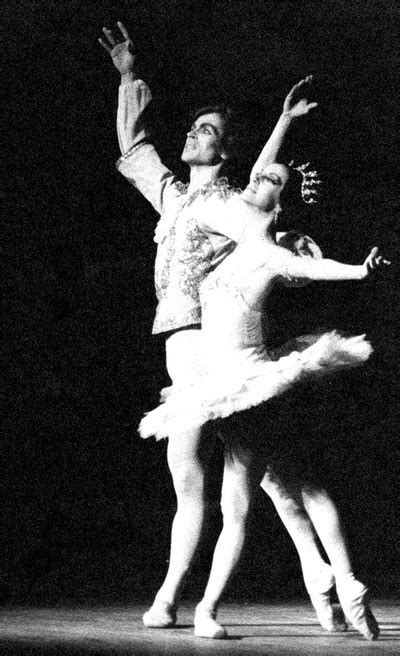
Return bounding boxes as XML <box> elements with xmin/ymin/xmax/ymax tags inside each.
<box><xmin>0</xmin><ymin>600</ymin><xmax>399</xmax><ymax>655</ymax></box>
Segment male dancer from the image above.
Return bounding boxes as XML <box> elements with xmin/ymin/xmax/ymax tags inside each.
<box><xmin>99</xmin><ymin>21</ymin><xmax>339</xmax><ymax>636</ymax></box>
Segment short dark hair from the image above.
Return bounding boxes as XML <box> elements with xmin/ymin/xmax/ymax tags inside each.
<box><xmin>190</xmin><ymin>104</ymin><xmax>237</xmax><ymax>156</ymax></box>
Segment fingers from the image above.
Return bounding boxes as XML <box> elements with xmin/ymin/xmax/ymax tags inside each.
<box><xmin>374</xmin><ymin>255</ymin><xmax>391</xmax><ymax>267</ymax></box>
<box><xmin>99</xmin><ymin>22</ymin><xmax>132</xmax><ymax>53</ymax></box>
<box><xmin>285</xmin><ymin>85</ymin><xmax>297</xmax><ymax>99</ymax></box>
<box><xmin>286</xmin><ymin>75</ymin><xmax>314</xmax><ymax>103</ymax></box>
<box><xmin>296</xmin><ymin>75</ymin><xmax>313</xmax><ymax>88</ymax></box>
<box><xmin>102</xmin><ymin>26</ymin><xmax>117</xmax><ymax>46</ymax></box>
<box><xmin>117</xmin><ymin>21</ymin><xmax>132</xmax><ymax>43</ymax></box>
<box><xmin>366</xmin><ymin>247</ymin><xmax>391</xmax><ymax>272</ymax></box>
<box><xmin>98</xmin><ymin>37</ymin><xmax>112</xmax><ymax>53</ymax></box>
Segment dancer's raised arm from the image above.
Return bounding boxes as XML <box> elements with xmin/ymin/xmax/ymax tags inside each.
<box><xmin>250</xmin><ymin>76</ymin><xmax>318</xmax><ymax>180</ymax></box>
<box><xmin>99</xmin><ymin>21</ymin><xmax>176</xmax><ymax>214</ymax></box>
<box><xmin>99</xmin><ymin>21</ymin><xmax>152</xmax><ymax>153</ymax></box>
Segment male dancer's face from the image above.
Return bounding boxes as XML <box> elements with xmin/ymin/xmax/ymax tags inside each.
<box><xmin>181</xmin><ymin>112</ymin><xmax>228</xmax><ymax>166</ymax></box>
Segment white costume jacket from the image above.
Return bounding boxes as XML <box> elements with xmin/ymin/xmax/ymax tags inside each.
<box><xmin>116</xmin><ymin>79</ymin><xmax>246</xmax><ymax>334</ymax></box>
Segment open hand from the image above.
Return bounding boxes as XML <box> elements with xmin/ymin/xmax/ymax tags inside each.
<box><xmin>362</xmin><ymin>246</ymin><xmax>391</xmax><ymax>278</ymax></box>
<box><xmin>98</xmin><ymin>21</ymin><xmax>136</xmax><ymax>75</ymax></box>
<box><xmin>283</xmin><ymin>76</ymin><xmax>318</xmax><ymax>119</ymax></box>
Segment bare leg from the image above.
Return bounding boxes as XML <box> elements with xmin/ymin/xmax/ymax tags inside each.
<box><xmin>195</xmin><ymin>444</ymin><xmax>264</xmax><ymax>638</ymax></box>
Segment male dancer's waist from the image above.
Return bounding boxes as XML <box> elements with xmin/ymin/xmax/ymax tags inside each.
<box><xmin>152</xmin><ymin>301</ymin><xmax>202</xmax><ymax>335</ymax></box>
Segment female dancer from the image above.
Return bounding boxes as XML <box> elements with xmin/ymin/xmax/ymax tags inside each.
<box><xmin>140</xmin><ymin>162</ymin><xmax>389</xmax><ymax>640</ymax></box>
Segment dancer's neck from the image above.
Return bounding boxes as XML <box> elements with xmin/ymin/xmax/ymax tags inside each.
<box><xmin>188</xmin><ymin>164</ymin><xmax>224</xmax><ymax>193</ymax></box>
<box><xmin>240</xmin><ymin>200</ymin><xmax>277</xmax><ymax>240</ymax></box>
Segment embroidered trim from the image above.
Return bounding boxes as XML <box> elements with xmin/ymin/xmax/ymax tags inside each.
<box><xmin>175</xmin><ymin>181</ymin><xmax>190</xmax><ymax>195</ymax></box>
<box><xmin>184</xmin><ymin>177</ymin><xmax>240</xmax><ymax>207</ymax></box>
<box><xmin>116</xmin><ymin>141</ymin><xmax>146</xmax><ymax>167</ymax></box>
<box><xmin>153</xmin><ymin>177</ymin><xmax>240</xmax><ymax>244</ymax></box>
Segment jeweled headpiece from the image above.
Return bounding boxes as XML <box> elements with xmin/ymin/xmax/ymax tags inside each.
<box><xmin>288</xmin><ymin>160</ymin><xmax>321</xmax><ymax>204</ymax></box>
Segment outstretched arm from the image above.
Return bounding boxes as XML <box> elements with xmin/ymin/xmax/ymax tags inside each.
<box><xmin>99</xmin><ymin>22</ymin><xmax>175</xmax><ymax>215</ymax></box>
<box><xmin>283</xmin><ymin>246</ymin><xmax>391</xmax><ymax>282</ymax></box>
<box><xmin>99</xmin><ymin>22</ymin><xmax>149</xmax><ymax>153</ymax></box>
<box><xmin>250</xmin><ymin>76</ymin><xmax>318</xmax><ymax>180</ymax></box>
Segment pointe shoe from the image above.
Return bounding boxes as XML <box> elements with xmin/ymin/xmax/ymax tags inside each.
<box><xmin>143</xmin><ymin>599</ymin><xmax>177</xmax><ymax>628</ymax></box>
<box><xmin>194</xmin><ymin>604</ymin><xmax>227</xmax><ymax>639</ymax></box>
<box><xmin>305</xmin><ymin>565</ymin><xmax>348</xmax><ymax>633</ymax></box>
<box><xmin>309</xmin><ymin>590</ymin><xmax>348</xmax><ymax>633</ymax></box>
<box><xmin>336</xmin><ymin>577</ymin><xmax>379</xmax><ymax>641</ymax></box>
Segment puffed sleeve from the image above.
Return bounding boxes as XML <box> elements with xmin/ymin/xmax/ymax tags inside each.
<box><xmin>117</xmin><ymin>79</ymin><xmax>152</xmax><ymax>154</ymax></box>
<box><xmin>115</xmin><ymin>79</ymin><xmax>179</xmax><ymax>215</ymax></box>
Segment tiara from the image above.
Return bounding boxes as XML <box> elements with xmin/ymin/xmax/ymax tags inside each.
<box><xmin>288</xmin><ymin>160</ymin><xmax>321</xmax><ymax>204</ymax></box>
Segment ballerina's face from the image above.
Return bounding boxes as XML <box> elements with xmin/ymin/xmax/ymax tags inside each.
<box><xmin>245</xmin><ymin>163</ymin><xmax>289</xmax><ymax>213</ymax></box>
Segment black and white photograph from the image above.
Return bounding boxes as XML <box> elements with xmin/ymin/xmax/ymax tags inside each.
<box><xmin>3</xmin><ymin>1</ymin><xmax>399</xmax><ymax>654</ymax></box>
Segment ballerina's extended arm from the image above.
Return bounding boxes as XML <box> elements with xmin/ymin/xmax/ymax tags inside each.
<box><xmin>282</xmin><ymin>246</ymin><xmax>391</xmax><ymax>282</ymax></box>
<box><xmin>250</xmin><ymin>76</ymin><xmax>318</xmax><ymax>180</ymax></box>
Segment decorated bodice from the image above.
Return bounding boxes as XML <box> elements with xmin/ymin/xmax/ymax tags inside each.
<box><xmin>200</xmin><ymin>268</ymin><xmax>269</xmax><ymax>374</ymax></box>
<box><xmin>199</xmin><ymin>239</ymin><xmax>293</xmax><ymax>373</ymax></box>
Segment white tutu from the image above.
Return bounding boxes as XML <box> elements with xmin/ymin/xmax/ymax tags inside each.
<box><xmin>139</xmin><ymin>331</ymin><xmax>372</xmax><ymax>440</ymax></box>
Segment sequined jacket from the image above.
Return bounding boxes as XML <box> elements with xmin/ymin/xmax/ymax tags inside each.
<box><xmin>116</xmin><ymin>79</ymin><xmax>246</xmax><ymax>334</ymax></box>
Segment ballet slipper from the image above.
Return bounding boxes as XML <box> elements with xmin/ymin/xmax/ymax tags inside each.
<box><xmin>194</xmin><ymin>604</ymin><xmax>227</xmax><ymax>639</ymax></box>
<box><xmin>143</xmin><ymin>599</ymin><xmax>177</xmax><ymax>628</ymax></box>
<box><xmin>304</xmin><ymin>565</ymin><xmax>348</xmax><ymax>632</ymax></box>
<box><xmin>336</xmin><ymin>576</ymin><xmax>379</xmax><ymax>641</ymax></box>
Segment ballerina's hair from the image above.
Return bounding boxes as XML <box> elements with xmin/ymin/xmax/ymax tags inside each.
<box><xmin>288</xmin><ymin>161</ymin><xmax>321</xmax><ymax>204</ymax></box>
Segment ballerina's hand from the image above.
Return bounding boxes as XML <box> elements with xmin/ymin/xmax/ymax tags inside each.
<box><xmin>283</xmin><ymin>75</ymin><xmax>318</xmax><ymax>119</ymax></box>
<box><xmin>362</xmin><ymin>247</ymin><xmax>391</xmax><ymax>278</ymax></box>
<box><xmin>98</xmin><ymin>21</ymin><xmax>137</xmax><ymax>75</ymax></box>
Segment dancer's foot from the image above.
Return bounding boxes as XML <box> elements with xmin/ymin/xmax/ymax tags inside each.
<box><xmin>336</xmin><ymin>575</ymin><xmax>379</xmax><ymax>641</ymax></box>
<box><xmin>309</xmin><ymin>589</ymin><xmax>348</xmax><ymax>632</ymax></box>
<box><xmin>143</xmin><ymin>599</ymin><xmax>177</xmax><ymax>628</ymax></box>
<box><xmin>305</xmin><ymin>565</ymin><xmax>348</xmax><ymax>632</ymax></box>
<box><xmin>194</xmin><ymin>604</ymin><xmax>227</xmax><ymax>639</ymax></box>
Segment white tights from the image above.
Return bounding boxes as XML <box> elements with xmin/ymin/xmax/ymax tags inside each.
<box><xmin>155</xmin><ymin>424</ymin><xmax>211</xmax><ymax>604</ymax></box>
<box><xmin>155</xmin><ymin>436</ymin><xmax>353</xmax><ymax>610</ymax></box>
<box><xmin>156</xmin><ymin>330</ymin><xmax>210</xmax><ymax>605</ymax></box>
<box><xmin>198</xmin><ymin>445</ymin><xmax>265</xmax><ymax>612</ymax></box>
<box><xmin>155</xmin><ymin>329</ymin><xmax>352</xmax><ymax>610</ymax></box>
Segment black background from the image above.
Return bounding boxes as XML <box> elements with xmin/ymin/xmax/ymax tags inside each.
<box><xmin>3</xmin><ymin>0</ymin><xmax>399</xmax><ymax>606</ymax></box>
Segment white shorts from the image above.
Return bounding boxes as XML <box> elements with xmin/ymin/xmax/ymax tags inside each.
<box><xmin>165</xmin><ymin>329</ymin><xmax>205</xmax><ymax>386</ymax></box>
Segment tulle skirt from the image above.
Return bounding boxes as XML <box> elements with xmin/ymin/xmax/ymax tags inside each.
<box><xmin>139</xmin><ymin>331</ymin><xmax>372</xmax><ymax>441</ymax></box>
